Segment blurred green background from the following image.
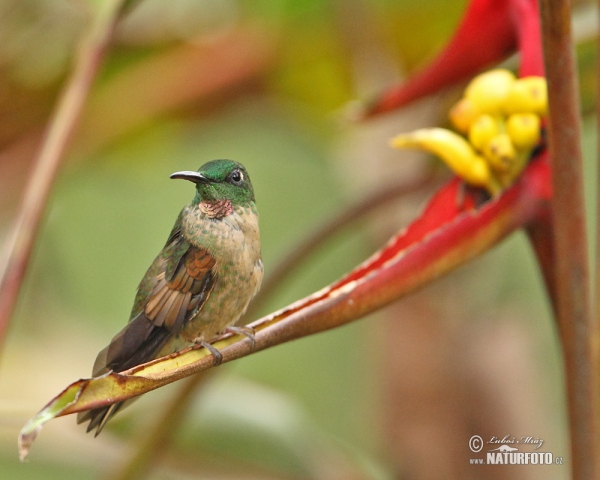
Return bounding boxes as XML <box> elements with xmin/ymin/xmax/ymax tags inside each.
<box><xmin>0</xmin><ymin>0</ymin><xmax>597</xmax><ymax>478</ymax></box>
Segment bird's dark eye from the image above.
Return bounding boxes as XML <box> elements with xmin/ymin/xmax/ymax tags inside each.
<box><xmin>228</xmin><ymin>169</ymin><xmax>243</xmax><ymax>185</ymax></box>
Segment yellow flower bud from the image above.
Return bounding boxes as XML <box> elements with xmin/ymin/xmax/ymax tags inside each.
<box><xmin>449</xmin><ymin>97</ymin><xmax>480</xmax><ymax>134</ymax></box>
<box><xmin>468</xmin><ymin>114</ymin><xmax>501</xmax><ymax>151</ymax></box>
<box><xmin>464</xmin><ymin>69</ymin><xmax>516</xmax><ymax>114</ymax></box>
<box><xmin>504</xmin><ymin>76</ymin><xmax>547</xmax><ymax>116</ymax></box>
<box><xmin>506</xmin><ymin>113</ymin><xmax>541</xmax><ymax>150</ymax></box>
<box><xmin>390</xmin><ymin>128</ymin><xmax>499</xmax><ymax>195</ymax></box>
<box><xmin>483</xmin><ymin>133</ymin><xmax>517</xmax><ymax>173</ymax></box>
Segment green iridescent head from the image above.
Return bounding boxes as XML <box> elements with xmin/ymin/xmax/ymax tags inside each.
<box><xmin>170</xmin><ymin>159</ymin><xmax>255</xmax><ymax>205</ymax></box>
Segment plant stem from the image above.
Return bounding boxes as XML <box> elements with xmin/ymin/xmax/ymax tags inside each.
<box><xmin>597</xmin><ymin>0</ymin><xmax>600</xmax><ymax>415</ymax></box>
<box><xmin>539</xmin><ymin>0</ymin><xmax>599</xmax><ymax>478</ymax></box>
<box><xmin>0</xmin><ymin>0</ymin><xmax>127</xmax><ymax>352</ymax></box>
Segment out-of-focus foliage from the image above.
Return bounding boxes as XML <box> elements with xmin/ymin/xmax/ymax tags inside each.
<box><xmin>0</xmin><ymin>0</ymin><xmax>596</xmax><ymax>478</ymax></box>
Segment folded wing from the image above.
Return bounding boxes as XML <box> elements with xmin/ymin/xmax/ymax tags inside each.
<box><xmin>77</xmin><ymin>228</ymin><xmax>215</xmax><ymax>434</ymax></box>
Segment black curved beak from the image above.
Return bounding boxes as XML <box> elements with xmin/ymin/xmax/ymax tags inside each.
<box><xmin>170</xmin><ymin>171</ymin><xmax>211</xmax><ymax>184</ymax></box>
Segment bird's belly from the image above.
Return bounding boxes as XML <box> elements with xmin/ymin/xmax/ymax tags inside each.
<box><xmin>180</xmin><ymin>260</ymin><xmax>262</xmax><ymax>342</ymax></box>
<box><xmin>167</xmin><ymin>206</ymin><xmax>263</xmax><ymax>349</ymax></box>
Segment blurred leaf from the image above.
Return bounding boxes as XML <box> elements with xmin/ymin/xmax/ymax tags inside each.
<box><xmin>177</xmin><ymin>376</ymin><xmax>390</xmax><ymax>478</ymax></box>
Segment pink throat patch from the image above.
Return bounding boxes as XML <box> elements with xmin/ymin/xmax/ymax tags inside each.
<box><xmin>199</xmin><ymin>199</ymin><xmax>234</xmax><ymax>219</ymax></box>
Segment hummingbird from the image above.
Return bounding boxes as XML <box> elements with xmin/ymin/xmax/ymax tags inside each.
<box><xmin>77</xmin><ymin>159</ymin><xmax>263</xmax><ymax>435</ymax></box>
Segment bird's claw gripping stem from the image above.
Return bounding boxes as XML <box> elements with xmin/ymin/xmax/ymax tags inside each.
<box><xmin>225</xmin><ymin>325</ymin><xmax>257</xmax><ymax>349</ymax></box>
<box><xmin>197</xmin><ymin>340</ymin><xmax>223</xmax><ymax>366</ymax></box>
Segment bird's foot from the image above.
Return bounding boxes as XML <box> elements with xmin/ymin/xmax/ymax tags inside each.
<box><xmin>193</xmin><ymin>338</ymin><xmax>223</xmax><ymax>366</ymax></box>
<box><xmin>225</xmin><ymin>325</ymin><xmax>256</xmax><ymax>349</ymax></box>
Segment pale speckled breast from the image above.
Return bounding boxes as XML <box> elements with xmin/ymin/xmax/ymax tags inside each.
<box><xmin>175</xmin><ymin>202</ymin><xmax>263</xmax><ymax>344</ymax></box>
